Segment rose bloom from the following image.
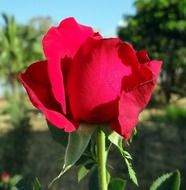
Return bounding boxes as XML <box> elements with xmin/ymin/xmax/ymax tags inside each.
<box><xmin>1</xmin><ymin>172</ymin><xmax>10</xmax><ymax>182</ymax></box>
<box><xmin>19</xmin><ymin>17</ymin><xmax>162</xmax><ymax>140</ymax></box>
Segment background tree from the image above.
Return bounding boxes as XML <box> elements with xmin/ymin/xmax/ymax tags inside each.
<box><xmin>0</xmin><ymin>14</ymin><xmax>52</xmax><ymax>175</ymax></box>
<box><xmin>118</xmin><ymin>0</ymin><xmax>186</xmax><ymax>103</ymax></box>
<box><xmin>0</xmin><ymin>14</ymin><xmax>52</xmax><ymax>98</ymax></box>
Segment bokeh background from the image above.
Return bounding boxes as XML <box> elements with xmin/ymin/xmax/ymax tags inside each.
<box><xmin>0</xmin><ymin>0</ymin><xmax>186</xmax><ymax>189</ymax></box>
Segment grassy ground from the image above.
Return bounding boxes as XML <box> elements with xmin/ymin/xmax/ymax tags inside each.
<box><xmin>0</xmin><ymin>97</ymin><xmax>186</xmax><ymax>190</ymax></box>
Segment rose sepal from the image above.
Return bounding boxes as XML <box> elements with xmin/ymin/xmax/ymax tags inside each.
<box><xmin>48</xmin><ymin>123</ymin><xmax>96</xmax><ymax>187</ymax></box>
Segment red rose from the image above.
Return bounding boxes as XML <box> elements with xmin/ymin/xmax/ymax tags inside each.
<box><xmin>19</xmin><ymin>17</ymin><xmax>162</xmax><ymax>140</ymax></box>
<box><xmin>1</xmin><ymin>172</ymin><xmax>10</xmax><ymax>182</ymax></box>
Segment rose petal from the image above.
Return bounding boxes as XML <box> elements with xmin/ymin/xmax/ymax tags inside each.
<box><xmin>118</xmin><ymin>42</ymin><xmax>139</xmax><ymax>66</ymax></box>
<box><xmin>136</xmin><ymin>50</ymin><xmax>150</xmax><ymax>64</ymax></box>
<box><xmin>42</xmin><ymin>17</ymin><xmax>101</xmax><ymax>114</ymax></box>
<box><xmin>19</xmin><ymin>60</ymin><xmax>77</xmax><ymax>132</ymax></box>
<box><xmin>148</xmin><ymin>60</ymin><xmax>163</xmax><ymax>79</ymax></box>
<box><xmin>111</xmin><ymin>82</ymin><xmax>154</xmax><ymax>140</ymax></box>
<box><xmin>119</xmin><ymin>43</ymin><xmax>153</xmax><ymax>91</ymax></box>
<box><xmin>111</xmin><ymin>61</ymin><xmax>162</xmax><ymax>140</ymax></box>
<box><xmin>67</xmin><ymin>38</ymin><xmax>131</xmax><ymax>122</ymax></box>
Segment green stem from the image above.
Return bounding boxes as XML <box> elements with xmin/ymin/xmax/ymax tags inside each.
<box><xmin>97</xmin><ymin>128</ymin><xmax>107</xmax><ymax>190</ymax></box>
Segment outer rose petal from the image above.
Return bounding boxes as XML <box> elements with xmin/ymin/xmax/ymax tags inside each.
<box><xmin>111</xmin><ymin>61</ymin><xmax>162</xmax><ymax>140</ymax></box>
<box><xmin>112</xmin><ymin>83</ymin><xmax>154</xmax><ymax>140</ymax></box>
<box><xmin>18</xmin><ymin>61</ymin><xmax>77</xmax><ymax>132</ymax></box>
<box><xmin>42</xmin><ymin>17</ymin><xmax>102</xmax><ymax>114</ymax></box>
<box><xmin>148</xmin><ymin>60</ymin><xmax>163</xmax><ymax>79</ymax></box>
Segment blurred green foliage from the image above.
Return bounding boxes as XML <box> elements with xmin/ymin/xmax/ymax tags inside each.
<box><xmin>0</xmin><ymin>14</ymin><xmax>52</xmax><ymax>177</ymax></box>
<box><xmin>0</xmin><ymin>14</ymin><xmax>51</xmax><ymax>98</ymax></box>
<box><xmin>118</xmin><ymin>0</ymin><xmax>186</xmax><ymax>103</ymax></box>
<box><xmin>150</xmin><ymin>105</ymin><xmax>186</xmax><ymax>124</ymax></box>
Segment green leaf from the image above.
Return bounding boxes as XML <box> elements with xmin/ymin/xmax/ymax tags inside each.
<box><xmin>108</xmin><ymin>131</ymin><xmax>123</xmax><ymax>147</ymax></box>
<box><xmin>109</xmin><ymin>178</ymin><xmax>127</xmax><ymax>190</ymax></box>
<box><xmin>124</xmin><ymin>156</ymin><xmax>138</xmax><ymax>186</ymax></box>
<box><xmin>108</xmin><ymin>132</ymin><xmax>138</xmax><ymax>186</ymax></box>
<box><xmin>49</xmin><ymin>124</ymin><xmax>96</xmax><ymax>187</ymax></box>
<box><xmin>47</xmin><ymin>121</ymin><xmax>68</xmax><ymax>147</ymax></box>
<box><xmin>64</xmin><ymin>124</ymin><xmax>95</xmax><ymax>169</ymax></box>
<box><xmin>150</xmin><ymin>170</ymin><xmax>181</xmax><ymax>190</ymax></box>
<box><xmin>78</xmin><ymin>166</ymin><xmax>90</xmax><ymax>182</ymax></box>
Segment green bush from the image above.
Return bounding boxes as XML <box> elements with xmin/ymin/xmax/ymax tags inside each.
<box><xmin>150</xmin><ymin>105</ymin><xmax>186</xmax><ymax>125</ymax></box>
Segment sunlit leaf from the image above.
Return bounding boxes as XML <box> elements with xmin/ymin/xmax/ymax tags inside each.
<box><xmin>78</xmin><ymin>166</ymin><xmax>90</xmax><ymax>182</ymax></box>
<box><xmin>108</xmin><ymin>131</ymin><xmax>123</xmax><ymax>147</ymax></box>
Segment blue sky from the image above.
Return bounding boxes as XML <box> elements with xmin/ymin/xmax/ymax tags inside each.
<box><xmin>0</xmin><ymin>0</ymin><xmax>135</xmax><ymax>36</ymax></box>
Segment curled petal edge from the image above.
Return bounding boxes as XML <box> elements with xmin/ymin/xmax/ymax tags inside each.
<box><xmin>19</xmin><ymin>61</ymin><xmax>78</xmax><ymax>132</ymax></box>
<box><xmin>111</xmin><ymin>61</ymin><xmax>162</xmax><ymax>140</ymax></box>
